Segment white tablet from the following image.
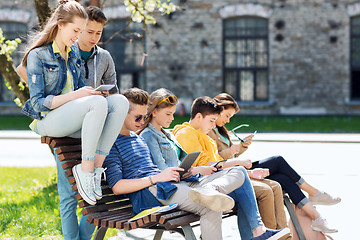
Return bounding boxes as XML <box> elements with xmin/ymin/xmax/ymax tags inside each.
<box><xmin>94</xmin><ymin>84</ymin><xmax>115</xmax><ymax>91</ymax></box>
<box><xmin>178</xmin><ymin>151</ymin><xmax>201</xmax><ymax>177</ymax></box>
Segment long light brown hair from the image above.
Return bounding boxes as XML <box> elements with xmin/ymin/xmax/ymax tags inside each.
<box><xmin>22</xmin><ymin>0</ymin><xmax>87</xmax><ymax>66</ymax></box>
<box><xmin>138</xmin><ymin>88</ymin><xmax>178</xmax><ymax>133</ymax></box>
<box><xmin>213</xmin><ymin>93</ymin><xmax>240</xmax><ymax>140</ymax></box>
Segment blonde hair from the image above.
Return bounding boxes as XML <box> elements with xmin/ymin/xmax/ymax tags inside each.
<box><xmin>22</xmin><ymin>0</ymin><xmax>87</xmax><ymax>66</ymax></box>
<box><xmin>138</xmin><ymin>88</ymin><xmax>178</xmax><ymax>133</ymax></box>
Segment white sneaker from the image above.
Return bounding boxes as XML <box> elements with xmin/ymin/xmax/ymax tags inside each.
<box><xmin>188</xmin><ymin>188</ymin><xmax>235</xmax><ymax>212</ymax></box>
<box><xmin>72</xmin><ymin>164</ymin><xmax>96</xmax><ymax>205</ymax></box>
<box><xmin>311</xmin><ymin>217</ymin><xmax>338</xmax><ymax>233</ymax></box>
<box><xmin>94</xmin><ymin>167</ymin><xmax>106</xmax><ymax>200</ymax></box>
<box><xmin>309</xmin><ymin>191</ymin><xmax>341</xmax><ymax>205</ymax></box>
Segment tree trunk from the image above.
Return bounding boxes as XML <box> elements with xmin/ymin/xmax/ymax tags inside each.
<box><xmin>34</xmin><ymin>0</ymin><xmax>51</xmax><ymax>28</ymax></box>
<box><xmin>0</xmin><ymin>54</ymin><xmax>30</xmax><ymax>106</ymax></box>
<box><xmin>89</xmin><ymin>0</ymin><xmax>100</xmax><ymax>7</ymax></box>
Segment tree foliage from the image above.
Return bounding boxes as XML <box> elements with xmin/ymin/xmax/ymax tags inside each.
<box><xmin>124</xmin><ymin>0</ymin><xmax>177</xmax><ymax>24</ymax></box>
<box><xmin>0</xmin><ymin>0</ymin><xmax>177</xmax><ymax>109</ymax></box>
<box><xmin>0</xmin><ymin>29</ymin><xmax>29</xmax><ymax>107</ymax></box>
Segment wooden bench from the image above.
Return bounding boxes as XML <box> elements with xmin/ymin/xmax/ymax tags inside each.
<box><xmin>41</xmin><ymin>136</ymin><xmax>238</xmax><ymax>240</ymax></box>
<box><xmin>41</xmin><ymin>136</ymin><xmax>305</xmax><ymax>240</ymax></box>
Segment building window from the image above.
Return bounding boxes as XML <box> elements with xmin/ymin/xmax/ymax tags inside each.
<box><xmin>102</xmin><ymin>20</ymin><xmax>145</xmax><ymax>92</ymax></box>
<box><xmin>223</xmin><ymin>17</ymin><xmax>269</xmax><ymax>102</ymax></box>
<box><xmin>0</xmin><ymin>21</ymin><xmax>27</xmax><ymax>102</ymax></box>
<box><xmin>351</xmin><ymin>16</ymin><xmax>360</xmax><ymax>101</ymax></box>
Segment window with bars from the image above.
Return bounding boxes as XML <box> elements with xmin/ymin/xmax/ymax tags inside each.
<box><xmin>223</xmin><ymin>17</ymin><xmax>269</xmax><ymax>102</ymax></box>
<box><xmin>350</xmin><ymin>16</ymin><xmax>360</xmax><ymax>100</ymax></box>
<box><xmin>102</xmin><ymin>20</ymin><xmax>146</xmax><ymax>92</ymax></box>
<box><xmin>0</xmin><ymin>22</ymin><xmax>27</xmax><ymax>102</ymax></box>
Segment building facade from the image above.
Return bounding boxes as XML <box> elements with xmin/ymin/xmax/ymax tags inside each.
<box><xmin>1</xmin><ymin>0</ymin><xmax>360</xmax><ymax>115</ymax></box>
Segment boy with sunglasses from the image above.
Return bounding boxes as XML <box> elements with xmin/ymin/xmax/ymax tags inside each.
<box><xmin>102</xmin><ymin>88</ymin><xmax>249</xmax><ymax>240</ymax></box>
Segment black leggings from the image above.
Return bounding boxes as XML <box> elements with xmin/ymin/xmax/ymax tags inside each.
<box><xmin>252</xmin><ymin>155</ymin><xmax>308</xmax><ymax>208</ymax></box>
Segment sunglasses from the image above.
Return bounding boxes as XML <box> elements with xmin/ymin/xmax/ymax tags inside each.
<box><xmin>156</xmin><ymin>96</ymin><xmax>178</xmax><ymax>106</ymax></box>
<box><xmin>134</xmin><ymin>114</ymin><xmax>148</xmax><ymax>122</ymax></box>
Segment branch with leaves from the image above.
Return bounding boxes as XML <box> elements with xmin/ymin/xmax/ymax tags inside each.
<box><xmin>124</xmin><ymin>0</ymin><xmax>177</xmax><ymax>24</ymax></box>
<box><xmin>0</xmin><ymin>28</ymin><xmax>29</xmax><ymax>107</ymax></box>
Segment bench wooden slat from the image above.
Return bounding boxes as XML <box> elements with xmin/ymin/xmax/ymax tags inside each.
<box><xmin>108</xmin><ymin>212</ymin><xmax>134</xmax><ymax>228</ymax></box>
<box><xmin>87</xmin><ymin>208</ymin><xmax>132</xmax><ymax>225</ymax></box>
<box><xmin>62</xmin><ymin>160</ymin><xmax>81</xmax><ymax>170</ymax></box>
<box><xmin>164</xmin><ymin>214</ymin><xmax>200</xmax><ymax>230</ymax></box>
<box><xmin>41</xmin><ymin>136</ymin><xmax>47</xmax><ymax>143</ymax></box>
<box><xmin>65</xmin><ymin>169</ymin><xmax>72</xmax><ymax>177</ymax></box>
<box><xmin>82</xmin><ymin>200</ymin><xmax>132</xmax><ymax>215</ymax></box>
<box><xmin>59</xmin><ymin>152</ymin><xmax>82</xmax><ymax>161</ymax></box>
<box><xmin>159</xmin><ymin>210</ymin><xmax>193</xmax><ymax>224</ymax></box>
<box><xmin>55</xmin><ymin>145</ymin><xmax>81</xmax><ymax>154</ymax></box>
<box><xmin>78</xmin><ymin>194</ymin><xmax>126</xmax><ymax>208</ymax></box>
<box><xmin>123</xmin><ymin>220</ymin><xmax>138</xmax><ymax>231</ymax></box>
<box><xmin>50</xmin><ymin>137</ymin><xmax>81</xmax><ymax>148</ymax></box>
<box><xmin>100</xmin><ymin>208</ymin><xmax>133</xmax><ymax>228</ymax></box>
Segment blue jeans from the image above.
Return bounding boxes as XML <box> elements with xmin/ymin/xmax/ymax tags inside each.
<box><xmin>228</xmin><ymin>167</ymin><xmax>263</xmax><ymax>240</ymax></box>
<box><xmin>55</xmin><ymin>151</ymin><xmax>95</xmax><ymax>240</ymax></box>
<box><xmin>252</xmin><ymin>155</ymin><xmax>309</xmax><ymax>208</ymax></box>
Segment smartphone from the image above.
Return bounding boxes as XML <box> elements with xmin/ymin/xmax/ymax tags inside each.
<box><xmin>243</xmin><ymin>130</ymin><xmax>257</xmax><ymax>141</ymax></box>
<box><xmin>94</xmin><ymin>84</ymin><xmax>115</xmax><ymax>91</ymax></box>
<box><xmin>213</xmin><ymin>160</ymin><xmax>227</xmax><ymax>170</ymax></box>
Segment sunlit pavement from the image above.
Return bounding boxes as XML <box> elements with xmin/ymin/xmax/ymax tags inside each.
<box><xmin>1</xmin><ymin>131</ymin><xmax>358</xmax><ymax>239</ymax></box>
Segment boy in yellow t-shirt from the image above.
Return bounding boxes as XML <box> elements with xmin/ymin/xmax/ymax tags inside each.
<box><xmin>173</xmin><ymin>96</ymin><xmax>290</xmax><ymax>240</ymax></box>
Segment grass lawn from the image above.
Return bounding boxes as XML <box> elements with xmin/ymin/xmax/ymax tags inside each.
<box><xmin>0</xmin><ymin>167</ymin><xmax>120</xmax><ymax>239</ymax></box>
<box><xmin>1</xmin><ymin>115</ymin><xmax>360</xmax><ymax>132</ymax></box>
<box><xmin>0</xmin><ymin>116</ymin><xmax>32</xmax><ymax>130</ymax></box>
<box><xmin>169</xmin><ymin>115</ymin><xmax>360</xmax><ymax>133</ymax></box>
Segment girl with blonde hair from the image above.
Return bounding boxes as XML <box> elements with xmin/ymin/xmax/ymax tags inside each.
<box><xmin>21</xmin><ymin>0</ymin><xmax>128</xmax><ymax>206</ymax></box>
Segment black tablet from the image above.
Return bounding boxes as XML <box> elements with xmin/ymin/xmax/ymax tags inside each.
<box><xmin>178</xmin><ymin>151</ymin><xmax>200</xmax><ymax>177</ymax></box>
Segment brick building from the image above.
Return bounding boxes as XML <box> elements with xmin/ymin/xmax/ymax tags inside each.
<box><xmin>1</xmin><ymin>0</ymin><xmax>360</xmax><ymax>115</ymax></box>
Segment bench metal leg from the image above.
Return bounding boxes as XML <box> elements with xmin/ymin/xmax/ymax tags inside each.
<box><xmin>153</xmin><ymin>229</ymin><xmax>164</xmax><ymax>240</ymax></box>
<box><xmin>283</xmin><ymin>195</ymin><xmax>306</xmax><ymax>240</ymax></box>
<box><xmin>181</xmin><ymin>224</ymin><xmax>197</xmax><ymax>240</ymax></box>
<box><xmin>92</xmin><ymin>226</ymin><xmax>108</xmax><ymax>240</ymax></box>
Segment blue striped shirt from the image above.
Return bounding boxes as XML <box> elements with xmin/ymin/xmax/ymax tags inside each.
<box><xmin>103</xmin><ymin>132</ymin><xmax>171</xmax><ymax>214</ymax></box>
<box><xmin>104</xmin><ymin>132</ymin><xmax>161</xmax><ymax>188</ymax></box>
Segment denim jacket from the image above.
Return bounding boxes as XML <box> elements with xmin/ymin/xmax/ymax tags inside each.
<box><xmin>140</xmin><ymin>124</ymin><xmax>187</xmax><ymax>170</ymax></box>
<box><xmin>22</xmin><ymin>43</ymin><xmax>85</xmax><ymax>119</ymax></box>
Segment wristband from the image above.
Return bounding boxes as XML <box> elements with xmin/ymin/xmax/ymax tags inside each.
<box><xmin>149</xmin><ymin>175</ymin><xmax>154</xmax><ymax>185</ymax></box>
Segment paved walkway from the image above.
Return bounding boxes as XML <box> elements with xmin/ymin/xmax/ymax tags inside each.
<box><xmin>0</xmin><ymin>130</ymin><xmax>358</xmax><ymax>239</ymax></box>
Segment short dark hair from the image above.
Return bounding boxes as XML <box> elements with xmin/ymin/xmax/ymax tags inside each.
<box><xmin>122</xmin><ymin>88</ymin><xmax>149</xmax><ymax>108</ymax></box>
<box><xmin>86</xmin><ymin>6</ymin><xmax>107</xmax><ymax>24</ymax></box>
<box><xmin>190</xmin><ymin>96</ymin><xmax>222</xmax><ymax>119</ymax></box>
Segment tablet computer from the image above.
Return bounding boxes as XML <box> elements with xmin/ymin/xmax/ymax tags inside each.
<box><xmin>94</xmin><ymin>84</ymin><xmax>115</xmax><ymax>91</ymax></box>
<box><xmin>178</xmin><ymin>151</ymin><xmax>200</xmax><ymax>177</ymax></box>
